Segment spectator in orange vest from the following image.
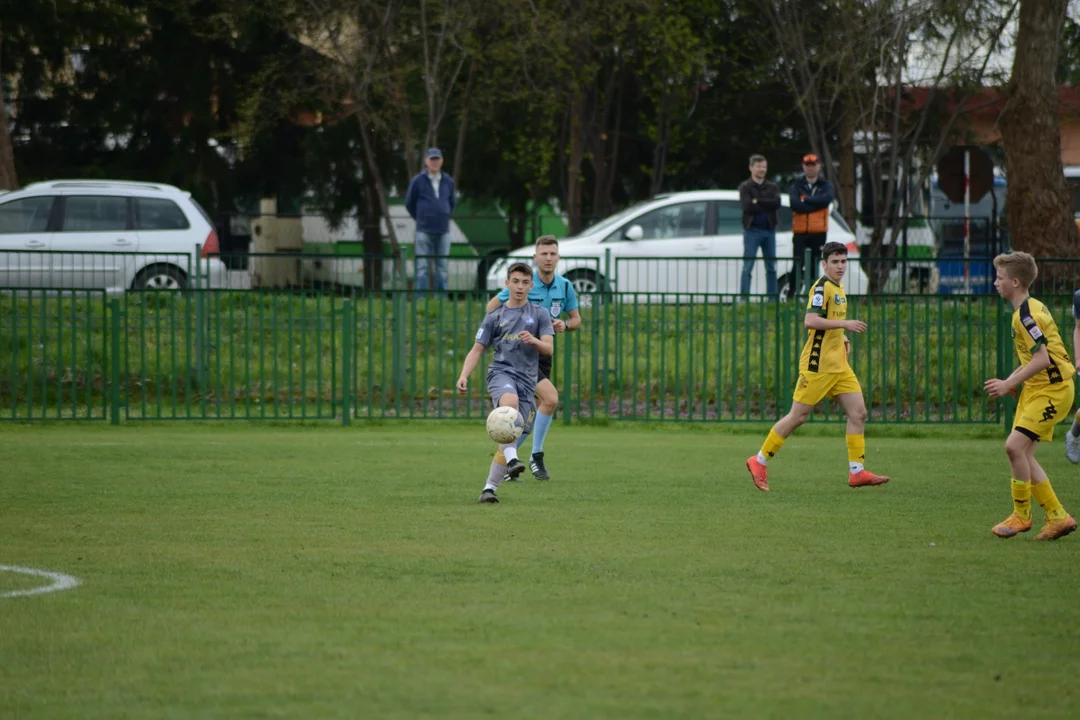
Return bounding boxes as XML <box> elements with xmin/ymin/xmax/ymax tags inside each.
<box><xmin>788</xmin><ymin>154</ymin><xmax>836</xmax><ymax>297</ymax></box>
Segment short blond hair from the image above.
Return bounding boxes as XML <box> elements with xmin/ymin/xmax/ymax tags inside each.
<box><xmin>993</xmin><ymin>251</ymin><xmax>1038</xmax><ymax>289</ymax></box>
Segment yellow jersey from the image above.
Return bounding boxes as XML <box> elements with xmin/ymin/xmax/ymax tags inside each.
<box><xmin>1011</xmin><ymin>297</ymin><xmax>1071</xmax><ymax>389</ymax></box>
<box><xmin>800</xmin><ymin>277</ymin><xmax>849</xmax><ymax>374</ymax></box>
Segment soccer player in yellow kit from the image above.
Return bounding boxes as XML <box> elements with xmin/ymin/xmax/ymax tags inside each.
<box><xmin>746</xmin><ymin>242</ymin><xmax>890</xmax><ymax>491</ymax></box>
<box><xmin>984</xmin><ymin>251</ymin><xmax>1076</xmax><ymax>541</ymax></box>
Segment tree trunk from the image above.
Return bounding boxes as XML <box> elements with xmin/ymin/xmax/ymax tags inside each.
<box><xmin>507</xmin><ymin>195</ymin><xmax>527</xmax><ymax>250</ymax></box>
<box><xmin>838</xmin><ymin>100</ymin><xmax>856</xmax><ymax>231</ymax></box>
<box><xmin>452</xmin><ymin>58</ymin><xmax>476</xmax><ymax>186</ymax></box>
<box><xmin>0</xmin><ymin>28</ymin><xmax>18</xmax><ymax>190</ymax></box>
<box><xmin>999</xmin><ymin>0</ymin><xmax>1078</xmax><ymax>280</ymax></box>
<box><xmin>565</xmin><ymin>91</ymin><xmax>586</xmax><ymax>235</ymax></box>
<box><xmin>362</xmin><ymin>172</ymin><xmax>384</xmax><ymax>291</ymax></box>
<box><xmin>355</xmin><ymin>108</ymin><xmax>404</xmax><ymax>283</ymax></box>
<box><xmin>589</xmin><ymin>64</ymin><xmax>620</xmax><ymax>221</ymax></box>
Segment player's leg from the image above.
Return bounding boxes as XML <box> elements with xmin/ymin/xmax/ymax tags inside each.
<box><xmin>496</xmin><ymin>392</ymin><xmax>527</xmax><ymax>480</ymax></box>
<box><xmin>503</xmin><ymin>392</ymin><xmax>536</xmax><ymax>483</ymax></box>
<box><xmin>1066</xmin><ymin>406</ymin><xmax>1080</xmax><ymax>463</ymax></box>
<box><xmin>1027</xmin><ymin>391</ymin><xmax>1078</xmax><ymax>540</ymax></box>
<box><xmin>746</xmin><ymin>398</ymin><xmax>813</xmax><ymax>492</ymax></box>
<box><xmin>1029</xmin><ymin>449</ymin><xmax>1076</xmax><ymax>540</ymax></box>
<box><xmin>479</xmin><ymin>375</ymin><xmax>522</xmax><ymax>502</ymax></box>
<box><xmin>991</xmin><ymin>429</ymin><xmax>1036</xmax><ymax>536</ymax></box>
<box><xmin>527</xmin><ymin>363</ymin><xmax>558</xmax><ymax>479</ymax></box>
<box><xmin>834</xmin><ymin>387</ymin><xmax>889</xmax><ymax>487</ymax></box>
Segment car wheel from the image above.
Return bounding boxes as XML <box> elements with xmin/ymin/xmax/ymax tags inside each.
<box><xmin>565</xmin><ymin>269</ymin><xmax>606</xmax><ymax>308</ymax></box>
<box><xmin>133</xmin><ymin>264</ymin><xmax>187</xmax><ymax>291</ymax></box>
<box><xmin>778</xmin><ymin>273</ymin><xmax>796</xmax><ymax>301</ymax></box>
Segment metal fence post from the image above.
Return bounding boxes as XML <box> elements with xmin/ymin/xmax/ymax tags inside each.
<box><xmin>562</xmin><ymin>324</ymin><xmax>573</xmax><ymax>426</ymax></box>
<box><xmin>997</xmin><ymin>297</ymin><xmax>1014</xmax><ymax>432</ymax></box>
<box><xmin>803</xmin><ymin>247</ymin><xmax>813</xmax><ymax>295</ymax></box>
<box><xmin>342</xmin><ymin>301</ymin><xmax>353</xmax><ymax>426</ymax></box>
<box><xmin>195</xmin><ymin>244</ymin><xmax>206</xmax><ymax>391</ymax></box>
<box><xmin>109</xmin><ymin>297</ymin><xmax>121</xmax><ymax>425</ymax></box>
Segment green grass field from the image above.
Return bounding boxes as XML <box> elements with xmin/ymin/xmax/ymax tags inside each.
<box><xmin>2</xmin><ymin>422</ymin><xmax>1078</xmax><ymax>718</ymax></box>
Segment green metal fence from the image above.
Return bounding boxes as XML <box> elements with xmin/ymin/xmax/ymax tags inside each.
<box><xmin>4</xmin><ymin>284</ymin><xmax>1078</xmax><ymax>426</ymax></box>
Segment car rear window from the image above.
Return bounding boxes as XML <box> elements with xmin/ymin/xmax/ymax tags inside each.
<box><xmin>136</xmin><ymin>198</ymin><xmax>191</xmax><ymax>230</ymax></box>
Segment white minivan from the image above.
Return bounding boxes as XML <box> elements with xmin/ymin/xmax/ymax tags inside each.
<box><xmin>0</xmin><ymin>179</ymin><xmax>226</xmax><ymax>291</ymax></box>
<box><xmin>486</xmin><ymin>190</ymin><xmax>867</xmax><ymax>300</ymax></box>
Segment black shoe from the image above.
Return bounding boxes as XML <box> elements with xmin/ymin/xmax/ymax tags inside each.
<box><xmin>503</xmin><ymin>458</ymin><xmax>526</xmax><ymax>483</ymax></box>
<box><xmin>477</xmin><ymin>488</ymin><xmax>499</xmax><ymax>503</ymax></box>
<box><xmin>530</xmin><ymin>452</ymin><xmax>551</xmax><ymax>480</ymax></box>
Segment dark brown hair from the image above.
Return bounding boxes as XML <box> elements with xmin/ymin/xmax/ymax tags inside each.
<box><xmin>821</xmin><ymin>242</ymin><xmax>848</xmax><ymax>261</ymax></box>
<box><xmin>507</xmin><ymin>262</ymin><xmax>533</xmax><ymax>278</ymax></box>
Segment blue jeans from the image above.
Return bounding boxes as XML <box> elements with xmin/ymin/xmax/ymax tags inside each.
<box><xmin>741</xmin><ymin>228</ymin><xmax>777</xmax><ymax>296</ymax></box>
<box><xmin>414</xmin><ymin>231</ymin><xmax>451</xmax><ymax>292</ymax></box>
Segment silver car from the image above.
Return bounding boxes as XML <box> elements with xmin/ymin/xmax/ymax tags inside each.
<box><xmin>0</xmin><ymin>179</ymin><xmax>227</xmax><ymax>291</ymax></box>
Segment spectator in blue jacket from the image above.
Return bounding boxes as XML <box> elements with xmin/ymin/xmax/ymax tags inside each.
<box><xmin>405</xmin><ymin>148</ymin><xmax>456</xmax><ymax>293</ymax></box>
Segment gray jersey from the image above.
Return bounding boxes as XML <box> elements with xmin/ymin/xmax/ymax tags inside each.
<box><xmin>475</xmin><ymin>303</ymin><xmax>554</xmax><ymax>396</ymax></box>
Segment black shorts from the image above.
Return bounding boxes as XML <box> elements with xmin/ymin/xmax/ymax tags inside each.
<box><xmin>538</xmin><ymin>354</ymin><xmax>553</xmax><ymax>383</ymax></box>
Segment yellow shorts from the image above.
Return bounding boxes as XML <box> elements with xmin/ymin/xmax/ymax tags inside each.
<box><xmin>792</xmin><ymin>367</ymin><xmax>862</xmax><ymax>406</ymax></box>
<box><xmin>1013</xmin><ymin>381</ymin><xmax>1075</xmax><ymax>442</ymax></box>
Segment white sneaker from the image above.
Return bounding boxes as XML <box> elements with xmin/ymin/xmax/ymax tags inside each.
<box><xmin>1066</xmin><ymin>430</ymin><xmax>1080</xmax><ymax>464</ymax></box>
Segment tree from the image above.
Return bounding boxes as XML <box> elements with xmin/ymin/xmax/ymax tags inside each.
<box><xmin>0</xmin><ymin>18</ymin><xmax>16</xmax><ymax>189</ymax></box>
<box><xmin>999</xmin><ymin>0</ymin><xmax>1079</xmax><ymax>272</ymax></box>
<box><xmin>763</xmin><ymin>0</ymin><xmax>1018</xmax><ymax>290</ymax></box>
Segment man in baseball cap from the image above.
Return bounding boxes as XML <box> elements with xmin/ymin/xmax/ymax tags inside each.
<box><xmin>405</xmin><ymin>147</ymin><xmax>456</xmax><ymax>293</ymax></box>
<box><xmin>788</xmin><ymin>153</ymin><xmax>836</xmax><ymax>297</ymax></box>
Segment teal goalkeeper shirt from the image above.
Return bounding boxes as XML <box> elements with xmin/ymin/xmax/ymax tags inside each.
<box><xmin>496</xmin><ymin>269</ymin><xmax>579</xmax><ymax>320</ymax></box>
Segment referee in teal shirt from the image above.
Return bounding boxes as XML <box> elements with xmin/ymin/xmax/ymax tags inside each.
<box><xmin>486</xmin><ymin>236</ymin><xmax>582</xmax><ymax>480</ymax></box>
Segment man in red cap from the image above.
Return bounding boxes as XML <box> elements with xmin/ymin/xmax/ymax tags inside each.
<box><xmin>788</xmin><ymin>153</ymin><xmax>836</xmax><ymax>297</ymax></box>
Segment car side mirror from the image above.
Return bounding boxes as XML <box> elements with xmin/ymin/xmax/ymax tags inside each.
<box><xmin>624</xmin><ymin>225</ymin><xmax>643</xmax><ymax>241</ymax></box>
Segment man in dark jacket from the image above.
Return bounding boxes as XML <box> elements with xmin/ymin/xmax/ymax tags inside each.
<box><xmin>738</xmin><ymin>154</ymin><xmax>781</xmax><ymax>296</ymax></box>
<box><xmin>788</xmin><ymin>153</ymin><xmax>836</xmax><ymax>297</ymax></box>
<box><xmin>405</xmin><ymin>148</ymin><xmax>456</xmax><ymax>293</ymax></box>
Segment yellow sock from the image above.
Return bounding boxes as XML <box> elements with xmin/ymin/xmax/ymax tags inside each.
<box><xmin>846</xmin><ymin>433</ymin><xmax>866</xmax><ymax>473</ymax></box>
<box><xmin>1010</xmin><ymin>478</ymin><xmax>1032</xmax><ymax>521</ymax></box>
<box><xmin>494</xmin><ymin>449</ymin><xmax>507</xmax><ymax>465</ymax></box>
<box><xmin>1031</xmin><ymin>479</ymin><xmax>1068</xmax><ymax>521</ymax></box>
<box><xmin>759</xmin><ymin>430</ymin><xmax>786</xmax><ymax>463</ymax></box>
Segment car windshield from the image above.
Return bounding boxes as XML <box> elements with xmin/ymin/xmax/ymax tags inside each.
<box><xmin>575</xmin><ymin>200</ymin><xmax>654</xmax><ymax>238</ymax></box>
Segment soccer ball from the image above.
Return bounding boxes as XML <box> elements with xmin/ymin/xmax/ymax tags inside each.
<box><xmin>486</xmin><ymin>406</ymin><xmax>523</xmax><ymax>444</ymax></box>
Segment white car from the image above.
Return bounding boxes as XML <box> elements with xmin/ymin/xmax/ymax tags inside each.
<box><xmin>486</xmin><ymin>190</ymin><xmax>867</xmax><ymax>300</ymax></box>
<box><xmin>0</xmin><ymin>179</ymin><xmax>226</xmax><ymax>291</ymax></box>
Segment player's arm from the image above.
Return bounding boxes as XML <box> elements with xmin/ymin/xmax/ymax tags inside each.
<box><xmin>530</xmin><ymin>333</ymin><xmax>555</xmax><ymax>357</ymax></box>
<box><xmin>521</xmin><ymin>312</ymin><xmax>554</xmax><ymax>356</ymax></box>
<box><xmin>556</xmin><ymin>284</ymin><xmax>582</xmax><ymax>333</ymax></box>
<box><xmin>985</xmin><ymin>345</ymin><xmax>1052</xmax><ymax>398</ymax></box>
<box><xmin>485</xmin><ymin>295</ymin><xmax>504</xmax><ymax>313</ymax></box>
<box><xmin>1074</xmin><ymin>318</ymin><xmax>1080</xmax><ymax>373</ymax></box>
<box><xmin>456</xmin><ymin>343</ymin><xmax>486</xmax><ymax>393</ymax></box>
<box><xmin>804</xmin><ymin>313</ymin><xmax>866</xmax><ymax>333</ymax></box>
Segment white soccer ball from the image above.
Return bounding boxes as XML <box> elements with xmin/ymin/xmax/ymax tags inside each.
<box><xmin>486</xmin><ymin>406</ymin><xmax>523</xmax><ymax>444</ymax></box>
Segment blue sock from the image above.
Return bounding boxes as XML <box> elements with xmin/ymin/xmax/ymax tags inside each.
<box><xmin>516</xmin><ymin>432</ymin><xmax>530</xmax><ymax>450</ymax></box>
<box><xmin>531</xmin><ymin>411</ymin><xmax>553</xmax><ymax>454</ymax></box>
